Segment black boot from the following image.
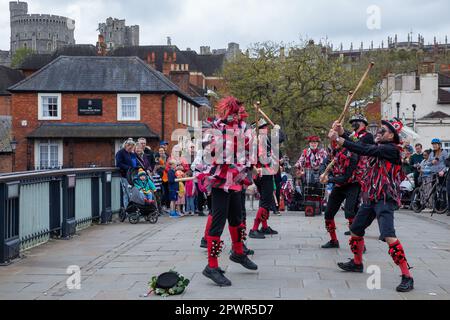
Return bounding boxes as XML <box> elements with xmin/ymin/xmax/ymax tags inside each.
<box><xmin>321</xmin><ymin>240</ymin><xmax>340</xmax><ymax>249</ymax></box>
<box><xmin>396</xmin><ymin>275</ymin><xmax>414</xmax><ymax>292</ymax></box>
<box><xmin>243</xmin><ymin>244</ymin><xmax>255</xmax><ymax>256</ymax></box>
<box><xmin>337</xmin><ymin>259</ymin><xmax>364</xmax><ymax>273</ymax></box>
<box><xmin>230</xmin><ymin>252</ymin><xmax>258</xmax><ymax>270</ymax></box>
<box><xmin>202</xmin><ymin>266</ymin><xmax>232</xmax><ymax>286</ymax></box>
<box><xmin>249</xmin><ymin>230</ymin><xmax>266</xmax><ymax>239</ymax></box>
<box><xmin>200</xmin><ymin>237</ymin><xmax>207</xmax><ymax>248</ymax></box>
<box><xmin>260</xmin><ymin>226</ymin><xmax>278</xmax><ymax>235</ymax></box>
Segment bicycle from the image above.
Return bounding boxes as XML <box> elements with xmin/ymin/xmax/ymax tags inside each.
<box><xmin>411</xmin><ymin>170</ymin><xmax>448</xmax><ymax>215</ymax></box>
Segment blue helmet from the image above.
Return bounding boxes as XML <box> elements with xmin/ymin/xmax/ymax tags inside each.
<box><xmin>431</xmin><ymin>138</ymin><xmax>442</xmax><ymax>145</ymax></box>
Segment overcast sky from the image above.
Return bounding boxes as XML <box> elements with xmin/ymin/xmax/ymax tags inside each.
<box><xmin>1</xmin><ymin>0</ymin><xmax>449</xmax><ymax>52</ymax></box>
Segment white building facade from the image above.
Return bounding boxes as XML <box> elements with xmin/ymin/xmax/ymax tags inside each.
<box><xmin>382</xmin><ymin>72</ymin><xmax>450</xmax><ymax>153</ymax></box>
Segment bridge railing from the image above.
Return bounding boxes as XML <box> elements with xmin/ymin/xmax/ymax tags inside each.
<box><xmin>0</xmin><ymin>168</ymin><xmax>121</xmax><ymax>265</ymax></box>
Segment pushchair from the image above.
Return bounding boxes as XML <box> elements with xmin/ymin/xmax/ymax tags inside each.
<box><xmin>302</xmin><ymin>169</ymin><xmax>325</xmax><ymax>217</ymax></box>
<box><xmin>400</xmin><ymin>173</ymin><xmax>415</xmax><ymax>208</ymax></box>
<box><xmin>282</xmin><ymin>175</ymin><xmax>303</xmax><ymax>211</ymax></box>
<box><xmin>119</xmin><ymin>168</ymin><xmax>159</xmax><ymax>224</ymax></box>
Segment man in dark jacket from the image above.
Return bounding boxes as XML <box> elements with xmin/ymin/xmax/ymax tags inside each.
<box><xmin>329</xmin><ymin>118</ymin><xmax>414</xmax><ymax>293</ymax></box>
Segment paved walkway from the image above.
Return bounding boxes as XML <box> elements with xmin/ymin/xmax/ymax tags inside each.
<box><xmin>1</xmin><ymin>208</ymin><xmax>450</xmax><ymax>300</ymax></box>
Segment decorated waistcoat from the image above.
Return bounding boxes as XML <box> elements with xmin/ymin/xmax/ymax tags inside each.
<box><xmin>296</xmin><ymin>148</ymin><xmax>327</xmax><ymax>171</ymax></box>
<box><xmin>199</xmin><ymin>118</ymin><xmax>252</xmax><ymax>192</ymax></box>
<box><xmin>331</xmin><ymin>148</ymin><xmax>356</xmax><ymax>187</ymax></box>
<box><xmin>361</xmin><ymin>145</ymin><xmax>403</xmax><ymax>206</ymax></box>
<box><xmin>350</xmin><ymin>129</ymin><xmax>370</xmax><ymax>186</ymax></box>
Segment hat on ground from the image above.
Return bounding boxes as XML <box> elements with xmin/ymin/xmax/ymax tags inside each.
<box><xmin>381</xmin><ymin>118</ymin><xmax>403</xmax><ymax>144</ymax></box>
<box><xmin>149</xmin><ymin>270</ymin><xmax>190</xmax><ymax>297</ymax></box>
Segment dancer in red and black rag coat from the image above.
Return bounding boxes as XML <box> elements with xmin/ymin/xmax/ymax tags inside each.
<box><xmin>329</xmin><ymin>118</ymin><xmax>414</xmax><ymax>293</ymax></box>
<box><xmin>249</xmin><ymin>118</ymin><xmax>285</xmax><ymax>240</ymax></box>
<box><xmin>341</xmin><ymin>114</ymin><xmax>374</xmax><ymax>235</ymax></box>
<box><xmin>319</xmin><ymin>144</ymin><xmax>359</xmax><ymax>249</ymax></box>
<box><xmin>201</xmin><ymin>97</ymin><xmax>258</xmax><ymax>287</ymax></box>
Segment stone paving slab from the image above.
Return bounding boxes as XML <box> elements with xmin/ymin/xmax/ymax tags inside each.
<box><xmin>1</xmin><ymin>208</ymin><xmax>450</xmax><ymax>300</ymax></box>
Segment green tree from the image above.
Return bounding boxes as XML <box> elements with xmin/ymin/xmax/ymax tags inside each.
<box><xmin>11</xmin><ymin>47</ymin><xmax>34</xmax><ymax>68</ymax></box>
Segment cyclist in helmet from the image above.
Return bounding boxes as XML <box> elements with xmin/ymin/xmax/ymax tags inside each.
<box><xmin>427</xmin><ymin>138</ymin><xmax>448</xmax><ymax>176</ymax></box>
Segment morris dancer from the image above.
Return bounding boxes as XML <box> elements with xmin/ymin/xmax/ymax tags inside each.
<box><xmin>249</xmin><ymin>118</ymin><xmax>285</xmax><ymax>239</ymax></box>
<box><xmin>319</xmin><ymin>143</ymin><xmax>359</xmax><ymax>249</ymax></box>
<box><xmin>201</xmin><ymin>97</ymin><xmax>258</xmax><ymax>287</ymax></box>
<box><xmin>342</xmin><ymin>114</ymin><xmax>374</xmax><ymax>235</ymax></box>
<box><xmin>329</xmin><ymin>118</ymin><xmax>414</xmax><ymax>292</ymax></box>
<box><xmin>295</xmin><ymin>136</ymin><xmax>328</xmax><ymax>177</ymax></box>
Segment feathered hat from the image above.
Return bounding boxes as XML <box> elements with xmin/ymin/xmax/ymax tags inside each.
<box><xmin>217</xmin><ymin>96</ymin><xmax>248</xmax><ymax>120</ymax></box>
<box><xmin>381</xmin><ymin>118</ymin><xmax>403</xmax><ymax>144</ymax></box>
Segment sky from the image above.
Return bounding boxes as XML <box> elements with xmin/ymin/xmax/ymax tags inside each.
<box><xmin>1</xmin><ymin>0</ymin><xmax>450</xmax><ymax>52</ymax></box>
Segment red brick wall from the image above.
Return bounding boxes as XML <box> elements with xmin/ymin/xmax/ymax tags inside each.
<box><xmin>0</xmin><ymin>154</ymin><xmax>12</xmax><ymax>173</ymax></box>
<box><xmin>66</xmin><ymin>139</ymin><xmax>115</xmax><ymax>168</ymax></box>
<box><xmin>11</xmin><ymin>92</ymin><xmax>187</xmax><ymax>171</ymax></box>
<box><xmin>0</xmin><ymin>96</ymin><xmax>11</xmax><ymax>115</ymax></box>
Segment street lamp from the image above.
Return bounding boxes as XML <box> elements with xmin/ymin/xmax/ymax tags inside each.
<box><xmin>368</xmin><ymin>122</ymin><xmax>379</xmax><ymax>135</ymax></box>
<box><xmin>412</xmin><ymin>104</ymin><xmax>417</xmax><ymax>132</ymax></box>
<box><xmin>10</xmin><ymin>138</ymin><xmax>17</xmax><ymax>172</ymax></box>
<box><xmin>396</xmin><ymin>102</ymin><xmax>401</xmax><ymax>119</ymax></box>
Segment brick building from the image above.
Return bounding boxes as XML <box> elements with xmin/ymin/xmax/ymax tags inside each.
<box><xmin>8</xmin><ymin>56</ymin><xmax>202</xmax><ymax>171</ymax></box>
<box><xmin>0</xmin><ymin>65</ymin><xmax>25</xmax><ymax>173</ymax></box>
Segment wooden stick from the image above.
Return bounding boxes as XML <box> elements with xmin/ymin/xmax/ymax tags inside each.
<box><xmin>338</xmin><ymin>62</ymin><xmax>375</xmax><ymax>123</ymax></box>
<box><xmin>175</xmin><ymin>177</ymin><xmax>196</xmax><ymax>182</ymax></box>
<box><xmin>319</xmin><ymin>159</ymin><xmax>336</xmax><ymax>182</ymax></box>
<box><xmin>253</xmin><ymin>102</ymin><xmax>276</xmax><ymax>127</ymax></box>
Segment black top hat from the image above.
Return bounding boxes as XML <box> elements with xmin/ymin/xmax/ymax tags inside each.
<box><xmin>156</xmin><ymin>272</ymin><xmax>180</xmax><ymax>289</ymax></box>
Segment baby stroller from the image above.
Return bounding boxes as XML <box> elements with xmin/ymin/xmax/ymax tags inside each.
<box><xmin>400</xmin><ymin>173</ymin><xmax>415</xmax><ymax>208</ymax></box>
<box><xmin>119</xmin><ymin>168</ymin><xmax>159</xmax><ymax>224</ymax></box>
<box><xmin>302</xmin><ymin>169</ymin><xmax>325</xmax><ymax>217</ymax></box>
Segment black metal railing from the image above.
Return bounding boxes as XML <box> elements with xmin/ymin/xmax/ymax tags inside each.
<box><xmin>0</xmin><ymin>168</ymin><xmax>120</xmax><ymax>265</ymax></box>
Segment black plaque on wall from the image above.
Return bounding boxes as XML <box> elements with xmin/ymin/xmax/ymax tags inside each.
<box><xmin>78</xmin><ymin>99</ymin><xmax>103</xmax><ymax>115</ymax></box>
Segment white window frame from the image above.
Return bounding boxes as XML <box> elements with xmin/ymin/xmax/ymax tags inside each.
<box><xmin>38</xmin><ymin>93</ymin><xmax>62</xmax><ymax>120</ymax></box>
<box><xmin>183</xmin><ymin>100</ymin><xmax>187</xmax><ymax>125</ymax></box>
<box><xmin>177</xmin><ymin>98</ymin><xmax>182</xmax><ymax>123</ymax></box>
<box><xmin>187</xmin><ymin>103</ymin><xmax>191</xmax><ymax>126</ymax></box>
<box><xmin>194</xmin><ymin>107</ymin><xmax>198</xmax><ymax>125</ymax></box>
<box><xmin>34</xmin><ymin>139</ymin><xmax>63</xmax><ymax>170</ymax></box>
<box><xmin>442</xmin><ymin>141</ymin><xmax>450</xmax><ymax>155</ymax></box>
<box><xmin>117</xmin><ymin>94</ymin><xmax>141</xmax><ymax>121</ymax></box>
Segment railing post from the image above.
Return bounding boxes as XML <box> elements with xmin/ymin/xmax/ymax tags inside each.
<box><xmin>62</xmin><ymin>174</ymin><xmax>76</xmax><ymax>239</ymax></box>
<box><xmin>49</xmin><ymin>179</ymin><xmax>61</xmax><ymax>238</ymax></box>
<box><xmin>101</xmin><ymin>171</ymin><xmax>112</xmax><ymax>224</ymax></box>
<box><xmin>0</xmin><ymin>181</ymin><xmax>21</xmax><ymax>265</ymax></box>
<box><xmin>91</xmin><ymin>175</ymin><xmax>100</xmax><ymax>221</ymax></box>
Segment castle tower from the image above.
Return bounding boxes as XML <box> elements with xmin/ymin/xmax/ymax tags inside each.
<box><xmin>9</xmin><ymin>1</ymin><xmax>28</xmax><ymax>19</ymax></box>
<box><xmin>98</xmin><ymin>18</ymin><xmax>139</xmax><ymax>51</ymax></box>
<box><xmin>9</xmin><ymin>1</ymin><xmax>75</xmax><ymax>55</ymax></box>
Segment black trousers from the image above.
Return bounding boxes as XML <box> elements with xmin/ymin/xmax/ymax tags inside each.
<box><xmin>325</xmin><ymin>183</ymin><xmax>360</xmax><ymax>220</ymax></box>
<box><xmin>447</xmin><ymin>175</ymin><xmax>450</xmax><ymax>211</ymax></box>
<box><xmin>196</xmin><ymin>183</ymin><xmax>206</xmax><ymax>212</ymax></box>
<box><xmin>162</xmin><ymin>182</ymin><xmax>170</xmax><ymax>207</ymax></box>
<box><xmin>209</xmin><ymin>188</ymin><xmax>242</xmax><ymax>237</ymax></box>
<box><xmin>350</xmin><ymin>200</ymin><xmax>397</xmax><ymax>241</ymax></box>
<box><xmin>256</xmin><ymin>175</ymin><xmax>275</xmax><ymax>211</ymax></box>
<box><xmin>241</xmin><ymin>189</ymin><xmax>247</xmax><ymax>223</ymax></box>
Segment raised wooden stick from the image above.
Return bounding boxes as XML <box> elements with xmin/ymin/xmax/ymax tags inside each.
<box><xmin>338</xmin><ymin>62</ymin><xmax>375</xmax><ymax>123</ymax></box>
<box><xmin>253</xmin><ymin>102</ymin><xmax>276</xmax><ymax>127</ymax></box>
<box><xmin>175</xmin><ymin>177</ymin><xmax>196</xmax><ymax>183</ymax></box>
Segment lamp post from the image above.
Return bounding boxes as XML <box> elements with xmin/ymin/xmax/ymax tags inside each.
<box><xmin>368</xmin><ymin>122</ymin><xmax>379</xmax><ymax>136</ymax></box>
<box><xmin>10</xmin><ymin>138</ymin><xmax>17</xmax><ymax>172</ymax></box>
<box><xmin>412</xmin><ymin>104</ymin><xmax>417</xmax><ymax>132</ymax></box>
<box><xmin>396</xmin><ymin>102</ymin><xmax>401</xmax><ymax>119</ymax></box>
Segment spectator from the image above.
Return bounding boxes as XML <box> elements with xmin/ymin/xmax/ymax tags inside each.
<box><xmin>402</xmin><ymin>150</ymin><xmax>413</xmax><ymax>175</ymax></box>
<box><xmin>115</xmin><ymin>139</ymin><xmax>136</xmax><ymax>209</ymax></box>
<box><xmin>185</xmin><ymin>171</ymin><xmax>196</xmax><ymax>216</ymax></box>
<box><xmin>419</xmin><ymin>149</ymin><xmax>432</xmax><ymax>176</ymax></box>
<box><xmin>167</xmin><ymin>160</ymin><xmax>180</xmax><ymax>218</ymax></box>
<box><xmin>176</xmin><ymin>167</ymin><xmax>186</xmax><ymax>216</ymax></box>
<box><xmin>427</xmin><ymin>139</ymin><xmax>448</xmax><ymax>175</ymax></box>
<box><xmin>134</xmin><ymin>143</ymin><xmax>152</xmax><ymax>173</ymax></box>
<box><xmin>445</xmin><ymin>153</ymin><xmax>450</xmax><ymax>216</ymax></box>
<box><xmin>157</xmin><ymin>147</ymin><xmax>170</xmax><ymax>210</ymax></box>
<box><xmin>138</xmin><ymin>138</ymin><xmax>156</xmax><ymax>171</ymax></box>
<box><xmin>409</xmin><ymin>143</ymin><xmax>424</xmax><ymax>188</ymax></box>
<box><xmin>133</xmin><ymin>168</ymin><xmax>156</xmax><ymax>204</ymax></box>
<box><xmin>151</xmin><ymin>164</ymin><xmax>163</xmax><ymax>214</ymax></box>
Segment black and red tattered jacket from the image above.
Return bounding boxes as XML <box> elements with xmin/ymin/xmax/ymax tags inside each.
<box><xmin>325</xmin><ymin>147</ymin><xmax>359</xmax><ymax>187</ymax></box>
<box><xmin>343</xmin><ymin>129</ymin><xmax>375</xmax><ymax>186</ymax></box>
<box><xmin>342</xmin><ymin>139</ymin><xmax>403</xmax><ymax>205</ymax></box>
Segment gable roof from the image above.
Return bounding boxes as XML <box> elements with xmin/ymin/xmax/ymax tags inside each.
<box><xmin>110</xmin><ymin>45</ymin><xmax>225</xmax><ymax>77</ymax></box>
<box><xmin>0</xmin><ymin>66</ymin><xmax>25</xmax><ymax>95</ymax></box>
<box><xmin>8</xmin><ymin>56</ymin><xmax>200</xmax><ymax>106</ymax></box>
<box><xmin>18</xmin><ymin>44</ymin><xmax>97</xmax><ymax>71</ymax></box>
<box><xmin>420</xmin><ymin>111</ymin><xmax>450</xmax><ymax>119</ymax></box>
